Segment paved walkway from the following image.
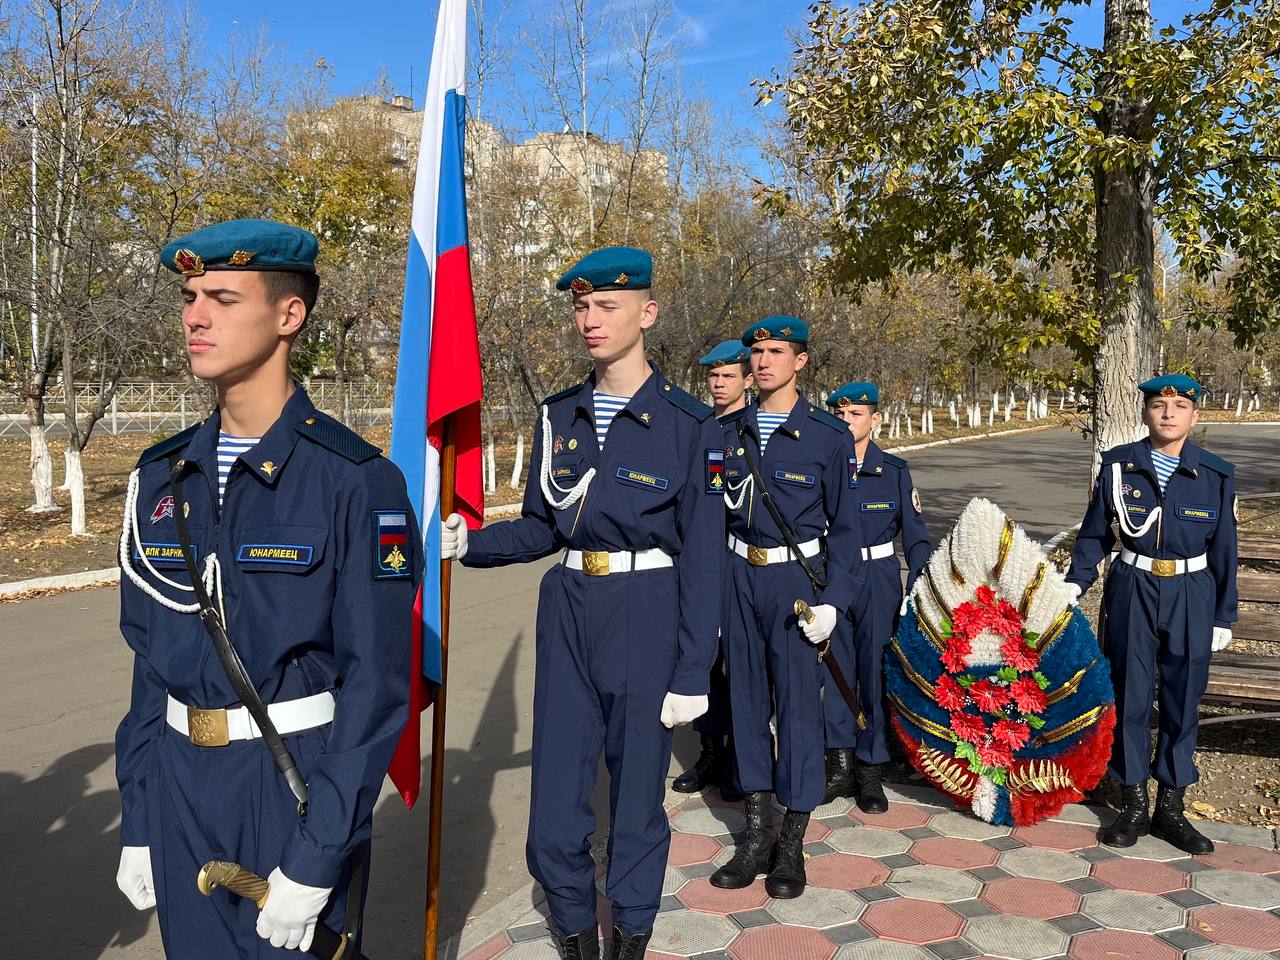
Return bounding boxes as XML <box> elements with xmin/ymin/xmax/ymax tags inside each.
<box><xmin>456</xmin><ymin>785</ymin><xmax>1280</xmax><ymax>960</ymax></box>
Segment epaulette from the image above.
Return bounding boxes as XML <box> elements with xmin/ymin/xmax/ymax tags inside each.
<box><xmin>136</xmin><ymin>424</ymin><xmax>200</xmax><ymax>467</ymax></box>
<box><xmin>541</xmin><ymin>383</ymin><xmax>582</xmax><ymax>407</ymax></box>
<box><xmin>718</xmin><ymin>407</ymin><xmax>748</xmax><ymax>426</ymax></box>
<box><xmin>1101</xmin><ymin>443</ymin><xmax>1134</xmax><ymax>466</ymax></box>
<box><xmin>806</xmin><ymin>405</ymin><xmax>847</xmax><ymax>432</ymax></box>
<box><xmin>659</xmin><ymin>382</ymin><xmax>713</xmax><ymax>421</ymax></box>
<box><xmin>881</xmin><ymin>452</ymin><xmax>907</xmax><ymax>470</ymax></box>
<box><xmin>1197</xmin><ymin>449</ymin><xmax>1235</xmax><ymax>477</ymax></box>
<box><xmin>296</xmin><ymin>413</ymin><xmax>381</xmax><ymax>464</ymax></box>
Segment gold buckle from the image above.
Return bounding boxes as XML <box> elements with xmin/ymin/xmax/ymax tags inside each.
<box><xmin>187</xmin><ymin>706</ymin><xmax>230</xmax><ymax>747</ymax></box>
<box><xmin>1150</xmin><ymin>558</ymin><xmax>1178</xmax><ymax>577</ymax></box>
<box><xmin>582</xmin><ymin>550</ymin><xmax>611</xmax><ymax>577</ymax></box>
<box><xmin>746</xmin><ymin>544</ymin><xmax>770</xmax><ymax>566</ymax></box>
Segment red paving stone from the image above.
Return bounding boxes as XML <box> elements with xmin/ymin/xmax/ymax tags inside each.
<box><xmin>1091</xmin><ymin>857</ymin><xmax>1188</xmax><ymax>894</ymax></box>
<box><xmin>728</xmin><ymin>924</ymin><xmax>838</xmax><ymax>960</ymax></box>
<box><xmin>804</xmin><ymin>853</ymin><xmax>891</xmax><ymax>891</ymax></box>
<box><xmin>675</xmin><ymin>877</ymin><xmax>771</xmax><ymax>915</ymax></box>
<box><xmin>1190</xmin><ymin>905</ymin><xmax>1280</xmax><ymax>950</ymax></box>
<box><xmin>862</xmin><ymin>898</ymin><xmax>964</xmax><ymax>943</ymax></box>
<box><xmin>647</xmin><ymin>953</ymin><xmax>685</xmax><ymax>960</ymax></box>
<box><xmin>1067</xmin><ymin>929</ymin><xmax>1180</xmax><ymax>960</ymax></box>
<box><xmin>981</xmin><ymin>877</ymin><xmax>1081</xmax><ymax>919</ymax></box>
<box><xmin>849</xmin><ymin>804</ymin><xmax>935</xmax><ymax>829</ymax></box>
<box><xmin>909</xmin><ymin>836</ymin><xmax>999</xmax><ymax>869</ymax></box>
<box><xmin>1012</xmin><ymin>820</ymin><xmax>1099</xmax><ymax>851</ymax></box>
<box><xmin>805</xmin><ymin>819</ymin><xmax>831</xmax><ymax>843</ymax></box>
<box><xmin>462</xmin><ymin>934</ymin><xmax>510</xmax><ymax>960</ymax></box>
<box><xmin>667</xmin><ymin>832</ymin><xmax>722</xmax><ymax>867</ymax></box>
<box><xmin>1198</xmin><ymin>843</ymin><xmax>1280</xmax><ymax>875</ymax></box>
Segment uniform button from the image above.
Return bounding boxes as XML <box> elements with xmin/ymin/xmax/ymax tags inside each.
<box><xmin>663</xmin><ymin>384</ymin><xmax>671</xmax><ymax>391</ymax></box>
<box><xmin>174</xmin><ymin>459</ymin><xmax>185</xmax><ymax>470</ymax></box>
<box><xmin>305</xmin><ymin>417</ymin><xmax>316</xmax><ymax>425</ymax></box>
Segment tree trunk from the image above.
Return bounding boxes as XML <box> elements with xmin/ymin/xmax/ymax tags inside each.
<box><xmin>510</xmin><ymin>432</ymin><xmax>525</xmax><ymax>488</ymax></box>
<box><xmin>26</xmin><ymin>394</ymin><xmax>57</xmax><ymax>513</ymax></box>
<box><xmin>65</xmin><ymin>446</ymin><xmax>86</xmax><ymax>536</ymax></box>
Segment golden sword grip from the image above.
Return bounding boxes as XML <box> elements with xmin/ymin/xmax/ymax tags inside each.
<box><xmin>197</xmin><ymin>860</ymin><xmax>271</xmax><ymax>909</ymax></box>
<box><xmin>793</xmin><ymin>599</ymin><xmax>816</xmax><ymax>624</ymax></box>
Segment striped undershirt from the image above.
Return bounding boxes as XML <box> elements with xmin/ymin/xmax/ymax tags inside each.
<box><xmin>592</xmin><ymin>392</ymin><xmax>628</xmax><ymax>450</ymax></box>
<box><xmin>757</xmin><ymin>412</ymin><xmax>789</xmax><ymax>455</ymax></box>
<box><xmin>1151</xmin><ymin>449</ymin><xmax>1179</xmax><ymax>495</ymax></box>
<box><xmin>217</xmin><ymin>433</ymin><xmax>260</xmax><ymax>505</ymax></box>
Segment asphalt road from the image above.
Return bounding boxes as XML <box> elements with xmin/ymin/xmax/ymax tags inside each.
<box><xmin>4</xmin><ymin>424</ymin><xmax>1277</xmax><ymax>959</ymax></box>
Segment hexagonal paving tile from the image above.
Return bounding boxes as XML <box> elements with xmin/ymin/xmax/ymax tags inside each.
<box><xmin>1192</xmin><ymin>869</ymin><xmax>1280</xmax><ymax>910</ymax></box>
<box><xmin>1189</xmin><ymin>905</ymin><xmax>1280</xmax><ymax>951</ymax></box>
<box><xmin>963</xmin><ymin>913</ymin><xmax>1069</xmax><ymax>960</ymax></box>
<box><xmin>663</xmin><ymin>868</ymin><xmax>688</xmax><ymax>896</ymax></box>
<box><xmin>909</xmin><ymin>837</ymin><xmax>999</xmax><ymax>870</ymax></box>
<box><xmin>981</xmin><ymin>877</ymin><xmax>1081</xmax><ymax>919</ymax></box>
<box><xmin>1080</xmin><ymin>890</ymin><xmax>1185</xmax><ymax>934</ymax></box>
<box><xmin>1183</xmin><ymin>946</ymin><xmax>1280</xmax><ymax>960</ymax></box>
<box><xmin>827</xmin><ymin>825</ymin><xmax>914</xmax><ymax>858</ymax></box>
<box><xmin>806</xmin><ymin>853</ymin><xmax>892</xmax><ymax>891</ymax></box>
<box><xmin>766</xmin><ymin>887</ymin><xmax>865</xmax><ymax>928</ymax></box>
<box><xmin>1012</xmin><ymin>821</ymin><xmax>1099</xmax><ymax>852</ymax></box>
<box><xmin>1067</xmin><ymin>929</ymin><xmax>1180</xmax><ymax>960</ymax></box>
<box><xmin>670</xmin><ymin>805</ymin><xmax>745</xmax><ymax>837</ymax></box>
<box><xmin>1115</xmin><ymin>834</ymin><xmax>1191</xmax><ymax>862</ymax></box>
<box><xmin>807</xmin><ymin>819</ymin><xmax>833</xmax><ymax>844</ymax></box>
<box><xmin>927</xmin><ymin>811</ymin><xmax>1012</xmax><ymax>840</ymax></box>
<box><xmin>886</xmin><ymin>863</ymin><xmax>982</xmax><ymax>902</ymax></box>
<box><xmin>812</xmin><ymin>796</ymin><xmax>855</xmax><ymax>818</ymax></box>
<box><xmin>997</xmin><ymin>847</ymin><xmax>1091</xmax><ymax>882</ymax></box>
<box><xmin>1091</xmin><ymin>858</ymin><xmax>1189</xmax><ymax>894</ymax></box>
<box><xmin>1199</xmin><ymin>844</ymin><xmax>1280</xmax><ymax>875</ymax></box>
<box><xmin>649</xmin><ymin>910</ymin><xmax>740</xmax><ymax>957</ymax></box>
<box><xmin>849</xmin><ymin>804</ymin><xmax>936</xmax><ymax>830</ymax></box>
<box><xmin>728</xmin><ymin>923</ymin><xmax>839</xmax><ymax>960</ymax></box>
<box><xmin>834</xmin><ymin>943</ymin><xmax>937</xmax><ymax>960</ymax></box>
<box><xmin>668</xmin><ymin>833</ymin><xmax>722</xmax><ymax>868</ymax></box>
<box><xmin>675</xmin><ymin>877</ymin><xmax>770</xmax><ymax>915</ymax></box>
<box><xmin>861</xmin><ymin>898</ymin><xmax>963</xmax><ymax>944</ymax></box>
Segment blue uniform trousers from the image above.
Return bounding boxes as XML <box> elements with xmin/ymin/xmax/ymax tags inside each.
<box><xmin>1102</xmin><ymin>563</ymin><xmax>1214</xmax><ymax>788</ymax></box>
<box><xmin>147</xmin><ymin>727</ymin><xmax>358</xmax><ymax>959</ymax></box>
<box><xmin>724</xmin><ymin>556</ymin><xmax>826</xmax><ymax>812</ymax></box>
<box><xmin>691</xmin><ymin>647</ymin><xmax>731</xmax><ymax>737</ymax></box>
<box><xmin>527</xmin><ymin>564</ymin><xmax>677</xmax><ymax>936</ymax></box>
<box><xmin>824</xmin><ymin>558</ymin><xmax>899</xmax><ymax>764</ymax></box>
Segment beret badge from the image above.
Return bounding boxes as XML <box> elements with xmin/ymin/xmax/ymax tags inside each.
<box><xmin>173</xmin><ymin>249</ymin><xmax>205</xmax><ymax>277</ymax></box>
<box><xmin>570</xmin><ymin>277</ymin><xmax>593</xmax><ymax>295</ymax></box>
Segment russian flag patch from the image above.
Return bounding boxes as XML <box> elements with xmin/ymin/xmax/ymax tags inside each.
<box><xmin>373</xmin><ymin>510</ymin><xmax>412</xmax><ymax>579</ymax></box>
<box><xmin>706</xmin><ymin>448</ymin><xmax>725</xmax><ymax>494</ymax></box>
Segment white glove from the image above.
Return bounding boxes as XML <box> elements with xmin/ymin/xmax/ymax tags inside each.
<box><xmin>1066</xmin><ymin>583</ymin><xmax>1082</xmax><ymax>606</ymax></box>
<box><xmin>1212</xmin><ymin>627</ymin><xmax>1232</xmax><ymax>652</ymax></box>
<box><xmin>660</xmin><ymin>692</ymin><xmax>708</xmax><ymax>728</ymax></box>
<box><xmin>799</xmin><ymin>604</ymin><xmax>838</xmax><ymax>645</ymax></box>
<box><xmin>116</xmin><ymin>846</ymin><xmax>156</xmax><ymax>910</ymax></box>
<box><xmin>441</xmin><ymin>513</ymin><xmax>468</xmax><ymax>561</ymax></box>
<box><xmin>256</xmin><ymin>868</ymin><xmax>332</xmax><ymax>952</ymax></box>
<box><xmin>898</xmin><ymin>595</ymin><xmax>909</xmax><ymax>617</ymax></box>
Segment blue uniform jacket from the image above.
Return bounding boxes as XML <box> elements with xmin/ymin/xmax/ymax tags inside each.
<box><xmin>721</xmin><ymin>396</ymin><xmax>867</xmax><ymax>611</ymax></box>
<box><xmin>854</xmin><ymin>442</ymin><xmax>932</xmax><ymax>593</ymax></box>
<box><xmin>1065</xmin><ymin>438</ymin><xmax>1238</xmax><ymax>628</ymax></box>
<box><xmin>114</xmin><ymin>387</ymin><xmax>419</xmax><ymax>887</ymax></box>
<box><xmin>462</xmin><ymin>367</ymin><xmax>725</xmax><ymax>696</ymax></box>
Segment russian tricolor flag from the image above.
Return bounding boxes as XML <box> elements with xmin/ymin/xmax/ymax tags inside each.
<box><xmin>387</xmin><ymin>0</ymin><xmax>484</xmax><ymax>807</ymax></box>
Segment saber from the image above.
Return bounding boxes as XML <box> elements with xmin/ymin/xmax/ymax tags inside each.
<box><xmin>197</xmin><ymin>861</ymin><xmax>373</xmax><ymax>960</ymax></box>
<box><xmin>795</xmin><ymin>600</ymin><xmax>866</xmax><ymax>731</ymax></box>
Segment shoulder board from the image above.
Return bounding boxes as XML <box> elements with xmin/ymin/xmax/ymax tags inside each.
<box><xmin>1197</xmin><ymin>449</ymin><xmax>1234</xmax><ymax>476</ymax></box>
<box><xmin>660</xmin><ymin>382</ymin><xmax>713</xmax><ymax>421</ymax></box>
<box><xmin>806</xmin><ymin>406</ymin><xmax>847</xmax><ymax>432</ymax></box>
<box><xmin>295</xmin><ymin>414</ymin><xmax>381</xmax><ymax>464</ymax></box>
<box><xmin>1101</xmin><ymin>444</ymin><xmax>1133</xmax><ymax>465</ymax></box>
<box><xmin>881</xmin><ymin>452</ymin><xmax>907</xmax><ymax>470</ymax></box>
<box><xmin>541</xmin><ymin>384</ymin><xmax>582</xmax><ymax>407</ymax></box>
<box><xmin>136</xmin><ymin>424</ymin><xmax>200</xmax><ymax>467</ymax></box>
<box><xmin>718</xmin><ymin>407</ymin><xmax>748</xmax><ymax>426</ymax></box>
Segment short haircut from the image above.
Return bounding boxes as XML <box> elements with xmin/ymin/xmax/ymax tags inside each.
<box><xmin>791</xmin><ymin>341</ymin><xmax>808</xmax><ymax>355</ymax></box>
<box><xmin>261</xmin><ymin>270</ymin><xmax>320</xmax><ymax>320</ymax></box>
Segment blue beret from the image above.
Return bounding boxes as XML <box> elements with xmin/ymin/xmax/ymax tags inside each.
<box><xmin>740</xmin><ymin>315</ymin><xmax>810</xmax><ymax>347</ymax></box>
<box><xmin>826</xmin><ymin>381</ymin><xmax>879</xmax><ymax>406</ymax></box>
<box><xmin>699</xmin><ymin>339</ymin><xmax>750</xmax><ymax>367</ymax></box>
<box><xmin>556</xmin><ymin>246</ymin><xmax>653</xmax><ymax>294</ymax></box>
<box><xmin>161</xmin><ymin>219</ymin><xmax>318</xmax><ymax>276</ymax></box>
<box><xmin>1139</xmin><ymin>374</ymin><xmax>1202</xmax><ymax>401</ymax></box>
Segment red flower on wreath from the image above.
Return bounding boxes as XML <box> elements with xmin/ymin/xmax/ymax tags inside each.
<box><xmin>1002</xmin><ymin>635</ymin><xmax>1040</xmax><ymax>672</ymax></box>
<box><xmin>1010</xmin><ymin>676</ymin><xmax>1048</xmax><ymax>714</ymax></box>
<box><xmin>992</xmin><ymin>718</ymin><xmax>1031</xmax><ymax>750</ymax></box>
<box><xmin>936</xmin><ymin>675</ymin><xmax>967</xmax><ymax>711</ymax></box>
<box><xmin>951</xmin><ymin>711</ymin><xmax>987</xmax><ymax>743</ymax></box>
<box><xmin>978</xmin><ymin>740</ymin><xmax>1015</xmax><ymax>770</ymax></box>
<box><xmin>969</xmin><ymin>679</ymin><xmax>1009</xmax><ymax>714</ymax></box>
<box><xmin>952</xmin><ymin>586</ymin><xmax>1023</xmax><ymax>643</ymax></box>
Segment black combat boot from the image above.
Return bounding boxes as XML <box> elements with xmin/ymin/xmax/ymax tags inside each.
<box><xmin>555</xmin><ymin>925</ymin><xmax>600</xmax><ymax>960</ymax></box>
<box><xmin>764</xmin><ymin>809</ymin><xmax>809</xmax><ymax>899</ymax></box>
<box><xmin>673</xmin><ymin>734</ymin><xmax>725</xmax><ymax>793</ymax></box>
<box><xmin>1151</xmin><ymin>785</ymin><xmax>1214</xmax><ymax>854</ymax></box>
<box><xmin>606</xmin><ymin>925</ymin><xmax>651</xmax><ymax>960</ymax></box>
<box><xmin>710</xmin><ymin>791</ymin><xmax>774</xmax><ymax>888</ymax></box>
<box><xmin>854</xmin><ymin>762</ymin><xmax>889</xmax><ymax>813</ymax></box>
<box><xmin>1100</xmin><ymin>780</ymin><xmax>1150</xmax><ymax>848</ymax></box>
<box><xmin>822</xmin><ymin>748</ymin><xmax>856</xmax><ymax>805</ymax></box>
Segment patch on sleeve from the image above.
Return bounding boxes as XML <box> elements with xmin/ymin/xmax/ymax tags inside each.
<box><xmin>1234</xmin><ymin>495</ymin><xmax>1239</xmax><ymax>522</ymax></box>
<box><xmin>911</xmin><ymin>488</ymin><xmax>922</xmax><ymax>514</ymax></box>
<box><xmin>373</xmin><ymin>510</ymin><xmax>412</xmax><ymax>579</ymax></box>
<box><xmin>705</xmin><ymin>448</ymin><xmax>725</xmax><ymax>494</ymax></box>
<box><xmin>848</xmin><ymin>457</ymin><xmax>859</xmax><ymax>489</ymax></box>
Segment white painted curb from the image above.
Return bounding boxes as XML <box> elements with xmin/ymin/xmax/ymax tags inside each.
<box><xmin>0</xmin><ymin>567</ymin><xmax>119</xmax><ymax>599</ymax></box>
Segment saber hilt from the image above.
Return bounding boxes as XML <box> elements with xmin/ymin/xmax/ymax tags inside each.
<box><xmin>197</xmin><ymin>860</ymin><xmax>270</xmax><ymax>908</ymax></box>
<box><xmin>793</xmin><ymin>599</ymin><xmax>831</xmax><ymax>661</ymax></box>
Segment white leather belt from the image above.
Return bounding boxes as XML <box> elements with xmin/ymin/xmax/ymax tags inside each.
<box><xmin>563</xmin><ymin>546</ymin><xmax>674</xmax><ymax>576</ymax></box>
<box><xmin>862</xmin><ymin>541</ymin><xmax>896</xmax><ymax>561</ymax></box>
<box><xmin>166</xmin><ymin>691</ymin><xmax>335</xmax><ymax>747</ymax></box>
<box><xmin>729</xmin><ymin>535</ymin><xmax>822</xmax><ymax>566</ymax></box>
<box><xmin>1118</xmin><ymin>549</ymin><xmax>1207</xmax><ymax>577</ymax></box>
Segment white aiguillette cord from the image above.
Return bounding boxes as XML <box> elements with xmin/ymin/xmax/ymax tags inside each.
<box><xmin>119</xmin><ymin>468</ymin><xmax>224</xmax><ymax>615</ymax></box>
<box><xmin>538</xmin><ymin>405</ymin><xmax>595</xmax><ymax>510</ymax></box>
<box><xmin>1110</xmin><ymin>461</ymin><xmax>1161</xmax><ymax>538</ymax></box>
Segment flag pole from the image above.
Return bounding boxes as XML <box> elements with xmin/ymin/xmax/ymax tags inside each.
<box><xmin>425</xmin><ymin>416</ymin><xmax>457</xmax><ymax>960</ymax></box>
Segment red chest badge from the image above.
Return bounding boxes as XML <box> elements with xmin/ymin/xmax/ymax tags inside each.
<box><xmin>150</xmin><ymin>496</ymin><xmax>175</xmax><ymax>523</ymax></box>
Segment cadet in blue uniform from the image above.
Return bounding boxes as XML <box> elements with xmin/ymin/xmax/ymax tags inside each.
<box><xmin>672</xmin><ymin>340</ymin><xmax>752</xmax><ymax>800</ymax></box>
<box><xmin>710</xmin><ymin>317</ymin><xmax>866</xmax><ymax>900</ymax></box>
<box><xmin>440</xmin><ymin>248</ymin><xmax>724</xmax><ymax>960</ymax></box>
<box><xmin>821</xmin><ymin>382</ymin><xmax>931</xmax><ymax>812</ymax></box>
<box><xmin>1066</xmin><ymin>375</ymin><xmax>1237</xmax><ymax>854</ymax></box>
<box><xmin>114</xmin><ymin>220</ymin><xmax>418</xmax><ymax>955</ymax></box>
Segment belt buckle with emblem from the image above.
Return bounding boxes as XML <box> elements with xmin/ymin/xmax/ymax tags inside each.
<box><xmin>747</xmin><ymin>544</ymin><xmax>769</xmax><ymax>566</ymax></box>
<box><xmin>1151</xmin><ymin>558</ymin><xmax>1178</xmax><ymax>577</ymax></box>
<box><xmin>187</xmin><ymin>706</ymin><xmax>230</xmax><ymax>747</ymax></box>
<box><xmin>582</xmin><ymin>550</ymin><xmax>611</xmax><ymax>576</ymax></box>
